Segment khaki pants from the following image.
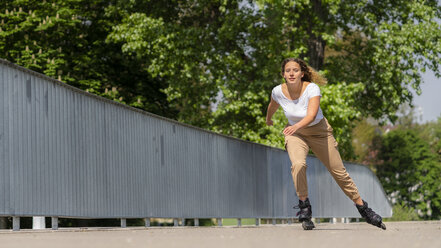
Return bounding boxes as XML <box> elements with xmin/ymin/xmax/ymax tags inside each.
<box><xmin>284</xmin><ymin>118</ymin><xmax>361</xmax><ymax>201</ymax></box>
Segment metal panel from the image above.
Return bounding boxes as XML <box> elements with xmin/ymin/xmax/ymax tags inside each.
<box><xmin>0</xmin><ymin>59</ymin><xmax>392</xmax><ymax>219</ymax></box>
<box><xmin>0</xmin><ymin>63</ymin><xmax>5</xmax><ymax>215</ymax></box>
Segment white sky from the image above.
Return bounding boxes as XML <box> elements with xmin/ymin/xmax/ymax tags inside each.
<box><xmin>412</xmin><ymin>70</ymin><xmax>441</xmax><ymax>123</ymax></box>
<box><xmin>411</xmin><ymin>3</ymin><xmax>441</xmax><ymax>124</ymax></box>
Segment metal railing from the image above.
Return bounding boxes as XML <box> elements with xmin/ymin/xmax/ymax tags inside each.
<box><xmin>0</xmin><ymin>59</ymin><xmax>392</xmax><ymax>230</ymax></box>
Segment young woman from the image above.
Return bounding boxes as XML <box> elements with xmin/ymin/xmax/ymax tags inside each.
<box><xmin>265</xmin><ymin>58</ymin><xmax>386</xmax><ymax>230</ymax></box>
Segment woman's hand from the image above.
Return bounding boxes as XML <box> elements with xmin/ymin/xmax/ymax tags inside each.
<box><xmin>266</xmin><ymin>97</ymin><xmax>279</xmax><ymax>127</ymax></box>
<box><xmin>266</xmin><ymin>118</ymin><xmax>273</xmax><ymax>126</ymax></box>
<box><xmin>283</xmin><ymin>124</ymin><xmax>298</xmax><ymax>136</ymax></box>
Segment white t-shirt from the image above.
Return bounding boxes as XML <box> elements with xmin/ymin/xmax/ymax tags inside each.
<box><xmin>271</xmin><ymin>83</ymin><xmax>324</xmax><ymax>126</ymax></box>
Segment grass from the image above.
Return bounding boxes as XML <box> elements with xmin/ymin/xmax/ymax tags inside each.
<box><xmin>221</xmin><ymin>218</ymin><xmax>258</xmax><ymax>226</ymax></box>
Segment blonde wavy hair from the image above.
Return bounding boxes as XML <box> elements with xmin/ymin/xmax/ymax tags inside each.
<box><xmin>281</xmin><ymin>58</ymin><xmax>328</xmax><ymax>86</ymax></box>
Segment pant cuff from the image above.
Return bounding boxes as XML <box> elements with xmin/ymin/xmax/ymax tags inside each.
<box><xmin>297</xmin><ymin>193</ymin><xmax>309</xmax><ymax>198</ymax></box>
<box><xmin>351</xmin><ymin>194</ymin><xmax>361</xmax><ymax>202</ymax></box>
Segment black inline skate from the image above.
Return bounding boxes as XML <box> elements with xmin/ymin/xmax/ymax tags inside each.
<box><xmin>356</xmin><ymin>200</ymin><xmax>386</xmax><ymax>230</ymax></box>
<box><xmin>294</xmin><ymin>198</ymin><xmax>315</xmax><ymax>230</ymax></box>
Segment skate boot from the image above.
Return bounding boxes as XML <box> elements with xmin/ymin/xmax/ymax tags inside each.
<box><xmin>356</xmin><ymin>200</ymin><xmax>386</xmax><ymax>230</ymax></box>
<box><xmin>294</xmin><ymin>198</ymin><xmax>315</xmax><ymax>230</ymax></box>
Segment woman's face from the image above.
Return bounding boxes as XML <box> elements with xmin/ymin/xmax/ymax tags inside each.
<box><xmin>283</xmin><ymin>61</ymin><xmax>303</xmax><ymax>84</ymax></box>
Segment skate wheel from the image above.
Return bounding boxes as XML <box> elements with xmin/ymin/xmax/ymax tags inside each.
<box><xmin>380</xmin><ymin>223</ymin><xmax>386</xmax><ymax>230</ymax></box>
<box><xmin>302</xmin><ymin>221</ymin><xmax>315</xmax><ymax>230</ymax></box>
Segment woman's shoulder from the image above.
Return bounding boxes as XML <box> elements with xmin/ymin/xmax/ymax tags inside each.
<box><xmin>305</xmin><ymin>82</ymin><xmax>320</xmax><ymax>90</ymax></box>
<box><xmin>304</xmin><ymin>81</ymin><xmax>318</xmax><ymax>87</ymax></box>
<box><xmin>272</xmin><ymin>84</ymin><xmax>283</xmax><ymax>91</ymax></box>
<box><xmin>271</xmin><ymin>84</ymin><xmax>283</xmax><ymax>94</ymax></box>
<box><xmin>271</xmin><ymin>84</ymin><xmax>283</xmax><ymax>100</ymax></box>
<box><xmin>305</xmin><ymin>82</ymin><xmax>321</xmax><ymax>96</ymax></box>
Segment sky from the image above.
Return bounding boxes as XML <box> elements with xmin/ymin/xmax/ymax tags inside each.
<box><xmin>411</xmin><ymin>70</ymin><xmax>441</xmax><ymax>123</ymax></box>
<box><xmin>406</xmin><ymin>1</ymin><xmax>441</xmax><ymax>124</ymax></box>
<box><xmin>410</xmin><ymin>6</ymin><xmax>441</xmax><ymax>124</ymax></box>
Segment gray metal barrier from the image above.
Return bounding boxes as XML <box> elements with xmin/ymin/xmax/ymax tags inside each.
<box><xmin>0</xmin><ymin>59</ymin><xmax>392</xmax><ymax>230</ymax></box>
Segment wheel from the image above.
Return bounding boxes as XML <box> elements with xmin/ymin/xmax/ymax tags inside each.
<box><xmin>302</xmin><ymin>220</ymin><xmax>315</xmax><ymax>230</ymax></box>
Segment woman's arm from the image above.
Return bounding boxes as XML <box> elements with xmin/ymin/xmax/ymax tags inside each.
<box><xmin>266</xmin><ymin>97</ymin><xmax>280</xmax><ymax>126</ymax></box>
<box><xmin>283</xmin><ymin>96</ymin><xmax>320</xmax><ymax>135</ymax></box>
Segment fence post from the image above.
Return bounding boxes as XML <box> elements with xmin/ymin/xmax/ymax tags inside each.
<box><xmin>12</xmin><ymin>217</ymin><xmax>20</xmax><ymax>231</ymax></box>
<box><xmin>33</xmin><ymin>216</ymin><xmax>46</xmax><ymax>229</ymax></box>
<box><xmin>121</xmin><ymin>218</ymin><xmax>127</xmax><ymax>228</ymax></box>
<box><xmin>173</xmin><ymin>218</ymin><xmax>179</xmax><ymax>227</ymax></box>
<box><xmin>194</xmin><ymin>218</ymin><xmax>199</xmax><ymax>227</ymax></box>
<box><xmin>237</xmin><ymin>218</ymin><xmax>241</xmax><ymax>227</ymax></box>
<box><xmin>51</xmin><ymin>217</ymin><xmax>58</xmax><ymax>230</ymax></box>
<box><xmin>217</xmin><ymin>218</ymin><xmax>222</xmax><ymax>227</ymax></box>
<box><xmin>255</xmin><ymin>218</ymin><xmax>260</xmax><ymax>226</ymax></box>
<box><xmin>144</xmin><ymin>218</ymin><xmax>150</xmax><ymax>227</ymax></box>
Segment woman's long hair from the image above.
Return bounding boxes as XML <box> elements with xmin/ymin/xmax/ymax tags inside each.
<box><xmin>281</xmin><ymin>58</ymin><xmax>327</xmax><ymax>86</ymax></box>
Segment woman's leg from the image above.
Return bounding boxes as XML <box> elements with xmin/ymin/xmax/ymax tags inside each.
<box><xmin>303</xmin><ymin>119</ymin><xmax>361</xmax><ymax>202</ymax></box>
<box><xmin>285</xmin><ymin>134</ymin><xmax>310</xmax><ymax>200</ymax></box>
<box><xmin>299</xmin><ymin>119</ymin><xmax>385</xmax><ymax>229</ymax></box>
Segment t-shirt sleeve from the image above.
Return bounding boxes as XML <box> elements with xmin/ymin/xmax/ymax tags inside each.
<box><xmin>308</xmin><ymin>83</ymin><xmax>322</xmax><ymax>98</ymax></box>
<box><xmin>271</xmin><ymin>87</ymin><xmax>280</xmax><ymax>104</ymax></box>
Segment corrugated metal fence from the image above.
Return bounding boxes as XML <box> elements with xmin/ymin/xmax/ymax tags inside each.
<box><xmin>0</xmin><ymin>59</ymin><xmax>392</xmax><ymax>229</ymax></box>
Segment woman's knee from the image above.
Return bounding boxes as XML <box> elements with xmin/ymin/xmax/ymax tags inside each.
<box><xmin>291</xmin><ymin>162</ymin><xmax>307</xmax><ymax>172</ymax></box>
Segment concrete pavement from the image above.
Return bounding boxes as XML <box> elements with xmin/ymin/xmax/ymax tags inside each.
<box><xmin>0</xmin><ymin>221</ymin><xmax>440</xmax><ymax>248</ymax></box>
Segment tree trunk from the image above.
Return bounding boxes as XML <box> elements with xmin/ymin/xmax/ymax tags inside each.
<box><xmin>306</xmin><ymin>0</ymin><xmax>326</xmax><ymax>70</ymax></box>
<box><xmin>307</xmin><ymin>37</ymin><xmax>325</xmax><ymax>70</ymax></box>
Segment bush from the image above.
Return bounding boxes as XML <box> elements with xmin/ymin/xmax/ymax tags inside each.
<box><xmin>384</xmin><ymin>202</ymin><xmax>420</xmax><ymax>222</ymax></box>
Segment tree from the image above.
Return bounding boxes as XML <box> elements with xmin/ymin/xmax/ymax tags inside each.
<box><xmin>327</xmin><ymin>0</ymin><xmax>441</xmax><ymax>122</ymax></box>
<box><xmin>351</xmin><ymin>118</ymin><xmax>379</xmax><ymax>165</ymax></box>
<box><xmin>2</xmin><ymin>0</ymin><xmax>441</xmax><ymax>160</ymax></box>
<box><xmin>414</xmin><ymin>117</ymin><xmax>441</xmax><ymax>158</ymax></box>
<box><xmin>375</xmin><ymin>129</ymin><xmax>441</xmax><ymax>219</ymax></box>
<box><xmin>108</xmin><ymin>0</ymin><xmax>441</xmax><ymax>160</ymax></box>
<box><xmin>108</xmin><ymin>0</ymin><xmax>279</xmax><ymax>130</ymax></box>
<box><xmin>0</xmin><ymin>0</ymin><xmax>175</xmax><ymax>117</ymax></box>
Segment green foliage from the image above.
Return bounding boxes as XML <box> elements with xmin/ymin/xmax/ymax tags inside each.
<box><xmin>385</xmin><ymin>202</ymin><xmax>420</xmax><ymax>222</ymax></box>
<box><xmin>108</xmin><ymin>0</ymin><xmax>441</xmax><ymax>160</ymax></box>
<box><xmin>375</xmin><ymin>129</ymin><xmax>441</xmax><ymax>219</ymax></box>
<box><xmin>327</xmin><ymin>0</ymin><xmax>441</xmax><ymax>123</ymax></box>
<box><xmin>352</xmin><ymin>105</ymin><xmax>440</xmax><ymax>165</ymax></box>
<box><xmin>320</xmin><ymin>82</ymin><xmax>364</xmax><ymax>159</ymax></box>
<box><xmin>413</xmin><ymin>117</ymin><xmax>441</xmax><ymax>158</ymax></box>
<box><xmin>2</xmin><ymin>0</ymin><xmax>441</xmax><ymax>161</ymax></box>
<box><xmin>0</xmin><ymin>0</ymin><xmax>175</xmax><ymax>118</ymax></box>
<box><xmin>0</xmin><ymin>0</ymin><xmax>83</xmax><ymax>79</ymax></box>
<box><xmin>351</xmin><ymin>119</ymin><xmax>379</xmax><ymax>165</ymax></box>
<box><xmin>354</xmin><ymin>111</ymin><xmax>441</xmax><ymax>220</ymax></box>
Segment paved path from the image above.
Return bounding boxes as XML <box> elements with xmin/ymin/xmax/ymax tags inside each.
<box><xmin>1</xmin><ymin>221</ymin><xmax>440</xmax><ymax>248</ymax></box>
